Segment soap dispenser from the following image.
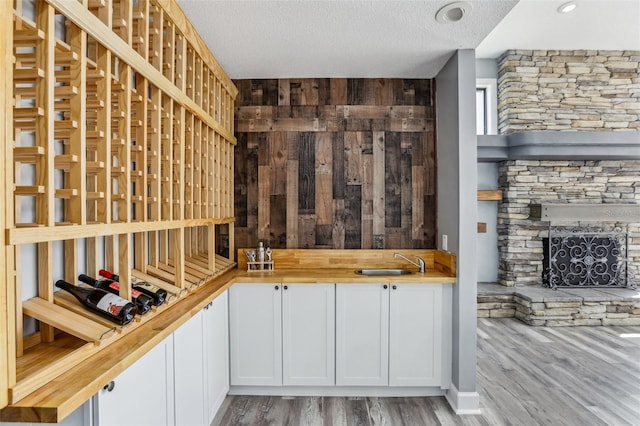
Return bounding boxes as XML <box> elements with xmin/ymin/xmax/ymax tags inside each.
<box><xmin>257</xmin><ymin>241</ymin><xmax>265</xmax><ymax>269</ymax></box>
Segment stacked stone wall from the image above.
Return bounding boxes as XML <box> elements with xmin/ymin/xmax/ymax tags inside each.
<box><xmin>497</xmin><ymin>160</ymin><xmax>640</xmax><ymax>287</ymax></box>
<box><xmin>498</xmin><ymin>50</ymin><xmax>640</xmax><ymax>134</ymax></box>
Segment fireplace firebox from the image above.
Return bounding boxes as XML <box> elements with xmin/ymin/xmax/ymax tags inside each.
<box><xmin>543</xmin><ymin>226</ymin><xmax>631</xmax><ymax>289</ymax></box>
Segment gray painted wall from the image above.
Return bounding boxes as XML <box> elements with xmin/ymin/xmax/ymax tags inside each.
<box><xmin>436</xmin><ymin>50</ymin><xmax>478</xmax><ymax>395</ymax></box>
<box><xmin>475</xmin><ymin>58</ymin><xmax>498</xmax><ymax>79</ymax></box>
<box><xmin>477</xmin><ymin>163</ymin><xmax>499</xmax><ymax>282</ymax></box>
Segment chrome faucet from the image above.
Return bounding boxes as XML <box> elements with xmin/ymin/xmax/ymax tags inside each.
<box><xmin>394</xmin><ymin>253</ymin><xmax>425</xmax><ymax>273</ymax></box>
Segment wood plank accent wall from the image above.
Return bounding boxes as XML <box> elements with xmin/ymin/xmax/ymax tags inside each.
<box><xmin>234</xmin><ymin>79</ymin><xmax>437</xmax><ymax>250</ymax></box>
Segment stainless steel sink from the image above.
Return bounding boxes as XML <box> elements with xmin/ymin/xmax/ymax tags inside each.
<box><xmin>355</xmin><ymin>269</ymin><xmax>413</xmax><ymax>276</ymax></box>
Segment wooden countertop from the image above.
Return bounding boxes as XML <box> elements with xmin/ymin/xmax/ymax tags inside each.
<box><xmin>233</xmin><ymin>268</ymin><xmax>455</xmax><ymax>284</ymax></box>
<box><xmin>0</xmin><ymin>251</ymin><xmax>455</xmax><ymax>423</ymax></box>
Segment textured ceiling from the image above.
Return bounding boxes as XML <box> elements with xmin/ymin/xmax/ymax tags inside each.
<box><xmin>177</xmin><ymin>0</ymin><xmax>639</xmax><ymax>79</ymax></box>
<box><xmin>177</xmin><ymin>0</ymin><xmax>518</xmax><ymax>79</ymax></box>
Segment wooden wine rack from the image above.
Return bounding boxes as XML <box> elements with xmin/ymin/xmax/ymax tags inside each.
<box><xmin>0</xmin><ymin>0</ymin><xmax>237</xmax><ymax>415</ymax></box>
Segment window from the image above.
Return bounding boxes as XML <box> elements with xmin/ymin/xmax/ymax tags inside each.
<box><xmin>476</xmin><ymin>79</ymin><xmax>497</xmax><ymax>135</ymax></box>
<box><xmin>476</xmin><ymin>88</ymin><xmax>487</xmax><ymax>135</ymax></box>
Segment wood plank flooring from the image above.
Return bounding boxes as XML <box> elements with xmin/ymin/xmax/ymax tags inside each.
<box><xmin>212</xmin><ymin>319</ymin><xmax>640</xmax><ymax>426</ymax></box>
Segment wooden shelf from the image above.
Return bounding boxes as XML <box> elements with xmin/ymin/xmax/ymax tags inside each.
<box><xmin>22</xmin><ymin>297</ymin><xmax>116</xmax><ymax>344</ymax></box>
<box><xmin>477</xmin><ymin>189</ymin><xmax>502</xmax><ymax>201</ymax></box>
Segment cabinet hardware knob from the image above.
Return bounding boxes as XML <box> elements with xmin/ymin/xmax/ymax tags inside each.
<box><xmin>383</xmin><ymin>285</ymin><xmax>388</xmax><ymax>289</ymax></box>
<box><xmin>284</xmin><ymin>285</ymin><xmax>288</xmax><ymax>290</ymax></box>
<box><xmin>103</xmin><ymin>381</ymin><xmax>115</xmax><ymax>392</ymax></box>
<box><xmin>392</xmin><ymin>285</ymin><xmax>397</xmax><ymax>290</ymax></box>
<box><xmin>275</xmin><ymin>285</ymin><xmax>279</xmax><ymax>290</ymax></box>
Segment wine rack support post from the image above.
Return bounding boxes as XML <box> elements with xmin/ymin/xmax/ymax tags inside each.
<box><xmin>105</xmin><ymin>235</ymin><xmax>117</xmax><ymax>274</ymax></box>
<box><xmin>67</xmin><ymin>15</ymin><xmax>87</xmax><ymax>225</ymax></box>
<box><xmin>119</xmin><ymin>234</ymin><xmax>132</xmax><ymax>301</ymax></box>
<box><xmin>1</xmin><ymin>0</ymin><xmax>14</xmax><ymax>406</ymax></box>
<box><xmin>37</xmin><ymin>243</ymin><xmax>54</xmax><ymax>344</ymax></box>
<box><xmin>33</xmin><ymin>0</ymin><xmax>56</xmax><ymax>345</ymax></box>
<box><xmin>97</xmin><ymin>36</ymin><xmax>112</xmax><ymax>223</ymax></box>
<box><xmin>86</xmin><ymin>238</ymin><xmax>98</xmax><ymax>278</ymax></box>
<box><xmin>117</xmin><ymin>62</ymin><xmax>132</xmax><ymax>223</ymax></box>
<box><xmin>172</xmin><ymin>228</ymin><xmax>185</xmax><ymax>288</ymax></box>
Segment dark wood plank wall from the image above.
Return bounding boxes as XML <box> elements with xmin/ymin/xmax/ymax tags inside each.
<box><xmin>234</xmin><ymin>78</ymin><xmax>436</xmax><ymax>249</ymax></box>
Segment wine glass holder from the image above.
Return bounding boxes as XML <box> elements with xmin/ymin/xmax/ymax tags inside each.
<box><xmin>0</xmin><ymin>0</ymin><xmax>237</xmax><ymax>415</ymax></box>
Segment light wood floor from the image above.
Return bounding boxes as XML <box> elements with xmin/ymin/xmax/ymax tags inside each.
<box><xmin>212</xmin><ymin>318</ymin><xmax>640</xmax><ymax>425</ymax></box>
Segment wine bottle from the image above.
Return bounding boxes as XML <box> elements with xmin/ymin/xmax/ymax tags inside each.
<box><xmin>55</xmin><ymin>280</ymin><xmax>137</xmax><ymax>326</ymax></box>
<box><xmin>78</xmin><ymin>274</ymin><xmax>152</xmax><ymax>315</ymax></box>
<box><xmin>99</xmin><ymin>269</ymin><xmax>167</xmax><ymax>306</ymax></box>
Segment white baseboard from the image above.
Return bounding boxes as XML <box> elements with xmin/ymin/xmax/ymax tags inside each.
<box><xmin>445</xmin><ymin>383</ymin><xmax>481</xmax><ymax>415</ymax></box>
<box><xmin>229</xmin><ymin>385</ymin><xmax>446</xmax><ymax>398</ymax></box>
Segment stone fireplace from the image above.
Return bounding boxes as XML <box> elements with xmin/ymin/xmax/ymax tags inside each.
<box><xmin>496</xmin><ymin>159</ymin><xmax>640</xmax><ymax>288</ymax></box>
<box><xmin>476</xmin><ymin>49</ymin><xmax>640</xmax><ymax>325</ymax></box>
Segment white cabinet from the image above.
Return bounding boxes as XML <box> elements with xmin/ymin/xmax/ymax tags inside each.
<box><xmin>389</xmin><ymin>284</ymin><xmax>443</xmax><ymax>386</ymax></box>
<box><xmin>93</xmin><ymin>336</ymin><xmax>174</xmax><ymax>426</ymax></box>
<box><xmin>174</xmin><ymin>310</ymin><xmax>206</xmax><ymax>426</ymax></box>
<box><xmin>93</xmin><ymin>290</ymin><xmax>230</xmax><ymax>426</ymax></box>
<box><xmin>282</xmin><ymin>284</ymin><xmax>335</xmax><ymax>386</ymax></box>
<box><xmin>229</xmin><ymin>283</ymin><xmax>282</xmax><ymax>386</ymax></box>
<box><xmin>175</xmin><ymin>290</ymin><xmax>230</xmax><ymax>426</ymax></box>
<box><xmin>229</xmin><ymin>283</ymin><xmax>335</xmax><ymax>387</ymax></box>
<box><xmin>335</xmin><ymin>284</ymin><xmax>389</xmax><ymax>386</ymax></box>
<box><xmin>204</xmin><ymin>291</ymin><xmax>229</xmax><ymax>421</ymax></box>
<box><xmin>336</xmin><ymin>283</ymin><xmax>449</xmax><ymax>388</ymax></box>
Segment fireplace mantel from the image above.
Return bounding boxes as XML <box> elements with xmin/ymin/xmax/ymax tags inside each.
<box><xmin>530</xmin><ymin>203</ymin><xmax>640</xmax><ymax>222</ymax></box>
<box><xmin>478</xmin><ymin>131</ymin><xmax>640</xmax><ymax>162</ymax></box>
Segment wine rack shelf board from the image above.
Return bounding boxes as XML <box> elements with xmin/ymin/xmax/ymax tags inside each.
<box><xmin>0</xmin><ymin>271</ymin><xmax>235</xmax><ymax>423</ymax></box>
<box><xmin>22</xmin><ymin>298</ymin><xmax>116</xmax><ymax>344</ymax></box>
<box><xmin>8</xmin><ymin>217</ymin><xmax>235</xmax><ymax>245</ymax></box>
<box><xmin>131</xmin><ymin>270</ymin><xmax>186</xmax><ymax>301</ymax></box>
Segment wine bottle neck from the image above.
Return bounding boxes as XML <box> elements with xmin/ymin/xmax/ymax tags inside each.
<box><xmin>99</xmin><ymin>269</ymin><xmax>119</xmax><ymax>281</ymax></box>
<box><xmin>55</xmin><ymin>280</ymin><xmax>73</xmax><ymax>291</ymax></box>
<box><xmin>78</xmin><ymin>274</ymin><xmax>98</xmax><ymax>285</ymax></box>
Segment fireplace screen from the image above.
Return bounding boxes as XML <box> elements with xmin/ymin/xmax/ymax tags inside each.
<box><xmin>543</xmin><ymin>226</ymin><xmax>629</xmax><ymax>289</ymax></box>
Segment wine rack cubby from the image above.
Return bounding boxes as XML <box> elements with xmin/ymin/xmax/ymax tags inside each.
<box><xmin>1</xmin><ymin>0</ymin><xmax>237</xmax><ymax>416</ymax></box>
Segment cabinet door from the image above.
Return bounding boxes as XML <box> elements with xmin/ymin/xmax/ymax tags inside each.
<box><xmin>282</xmin><ymin>284</ymin><xmax>335</xmax><ymax>386</ymax></box>
<box><xmin>204</xmin><ymin>291</ymin><xmax>229</xmax><ymax>423</ymax></box>
<box><xmin>93</xmin><ymin>336</ymin><xmax>174</xmax><ymax>426</ymax></box>
<box><xmin>174</xmin><ymin>311</ymin><xmax>206</xmax><ymax>426</ymax></box>
<box><xmin>389</xmin><ymin>284</ymin><xmax>443</xmax><ymax>387</ymax></box>
<box><xmin>229</xmin><ymin>284</ymin><xmax>282</xmax><ymax>386</ymax></box>
<box><xmin>336</xmin><ymin>284</ymin><xmax>389</xmax><ymax>386</ymax></box>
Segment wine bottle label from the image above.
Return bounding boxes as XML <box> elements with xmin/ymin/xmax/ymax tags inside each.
<box><xmin>108</xmin><ymin>282</ymin><xmax>143</xmax><ymax>299</ymax></box>
<box><xmin>131</xmin><ymin>276</ymin><xmax>161</xmax><ymax>293</ymax></box>
<box><xmin>96</xmin><ymin>293</ymin><xmax>128</xmax><ymax>316</ymax></box>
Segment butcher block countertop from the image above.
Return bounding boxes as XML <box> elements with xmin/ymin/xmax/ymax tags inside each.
<box><xmin>0</xmin><ymin>249</ymin><xmax>454</xmax><ymax>423</ymax></box>
<box><xmin>235</xmin><ymin>248</ymin><xmax>456</xmax><ymax>284</ymax></box>
<box><xmin>234</xmin><ymin>268</ymin><xmax>455</xmax><ymax>284</ymax></box>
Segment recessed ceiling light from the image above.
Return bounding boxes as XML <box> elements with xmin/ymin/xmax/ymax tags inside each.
<box><xmin>557</xmin><ymin>1</ymin><xmax>577</xmax><ymax>13</ymax></box>
<box><xmin>435</xmin><ymin>1</ymin><xmax>472</xmax><ymax>23</ymax></box>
